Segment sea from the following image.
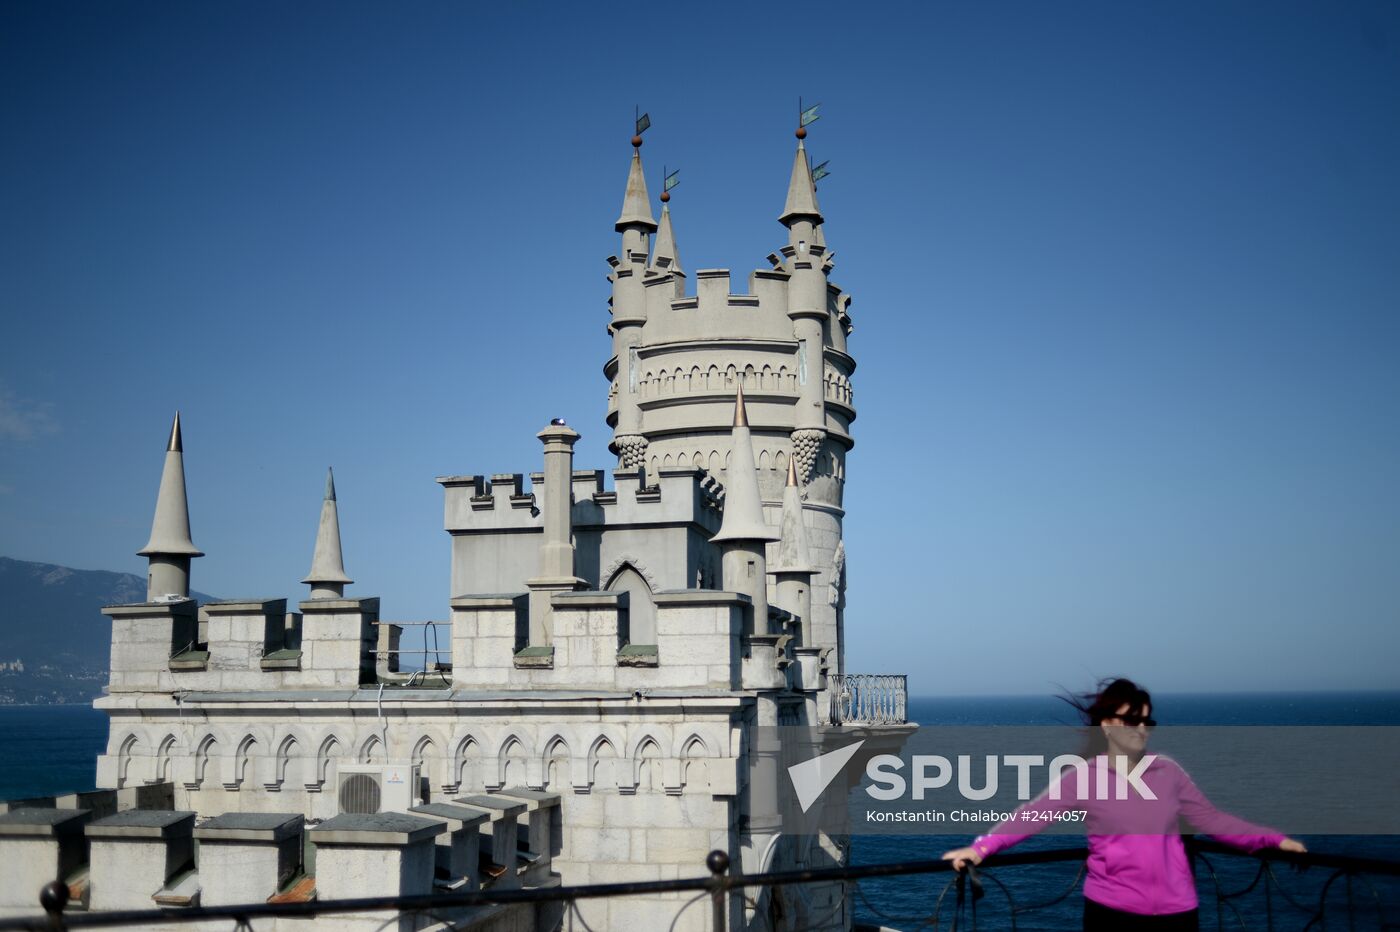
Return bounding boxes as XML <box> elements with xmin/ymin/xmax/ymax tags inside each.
<box><xmin>2</xmin><ymin>692</ymin><xmax>1397</xmax><ymax>930</ymax></box>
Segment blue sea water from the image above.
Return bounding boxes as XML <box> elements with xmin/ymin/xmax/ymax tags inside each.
<box><xmin>2</xmin><ymin>694</ymin><xmax>1397</xmax><ymax>929</ymax></box>
<box><xmin>849</xmin><ymin>692</ymin><xmax>1400</xmax><ymax>931</ymax></box>
<box><xmin>0</xmin><ymin>704</ymin><xmax>107</xmax><ymax>800</ymax></box>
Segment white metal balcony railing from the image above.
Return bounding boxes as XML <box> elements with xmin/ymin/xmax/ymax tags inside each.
<box><xmin>828</xmin><ymin>673</ymin><xmax>908</xmax><ymax>725</ymax></box>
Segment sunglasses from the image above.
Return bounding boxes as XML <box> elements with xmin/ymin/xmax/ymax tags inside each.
<box><xmin>1106</xmin><ymin>713</ymin><xmax>1157</xmax><ymax>728</ymax></box>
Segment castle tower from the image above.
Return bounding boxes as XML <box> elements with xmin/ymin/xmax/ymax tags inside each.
<box><xmin>607</xmin><ymin>133</ymin><xmax>658</xmax><ymax>471</ymax></box>
<box><xmin>769</xmin><ymin>456</ymin><xmax>817</xmax><ymax>645</ymax></box>
<box><xmin>137</xmin><ymin>412</ymin><xmax>203</xmax><ymax>600</ymax></box>
<box><xmin>302</xmin><ymin>468</ymin><xmax>352</xmax><ymax>599</ymax></box>
<box><xmin>711</xmin><ymin>386</ymin><xmax>780</xmax><ymax>630</ymax></box>
<box><xmin>602</xmin><ymin>124</ymin><xmax>855</xmax><ymax>671</ymax></box>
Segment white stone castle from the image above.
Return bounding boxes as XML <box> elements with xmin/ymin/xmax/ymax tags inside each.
<box><xmin>0</xmin><ymin>122</ymin><xmax>909</xmax><ymax>931</ymax></box>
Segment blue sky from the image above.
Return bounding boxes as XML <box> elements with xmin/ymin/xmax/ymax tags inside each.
<box><xmin>2</xmin><ymin>1</ymin><xmax>1397</xmax><ymax>696</ymax></box>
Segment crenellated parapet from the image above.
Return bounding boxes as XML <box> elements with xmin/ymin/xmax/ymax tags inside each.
<box><xmin>438</xmin><ymin>466</ymin><xmax>724</xmax><ymax>600</ymax></box>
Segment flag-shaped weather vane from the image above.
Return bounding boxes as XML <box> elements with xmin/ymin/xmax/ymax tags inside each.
<box><xmin>797</xmin><ymin>98</ymin><xmax>831</xmax><ymax>186</ymax></box>
<box><xmin>661</xmin><ymin>165</ymin><xmax>679</xmax><ymax>203</ymax></box>
<box><xmin>632</xmin><ymin>107</ymin><xmax>651</xmax><ymax>148</ymax></box>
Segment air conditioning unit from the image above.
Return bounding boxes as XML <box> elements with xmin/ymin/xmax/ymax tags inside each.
<box><xmin>336</xmin><ymin>763</ymin><xmax>420</xmax><ymax>814</ymax></box>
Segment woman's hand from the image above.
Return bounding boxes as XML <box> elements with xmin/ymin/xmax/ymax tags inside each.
<box><xmin>942</xmin><ymin>846</ymin><xmax>983</xmax><ymax>871</ymax></box>
<box><xmin>1278</xmin><ymin>838</ymin><xmax>1307</xmax><ymax>854</ymax></box>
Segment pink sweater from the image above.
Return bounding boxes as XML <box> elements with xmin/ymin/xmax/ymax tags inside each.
<box><xmin>971</xmin><ymin>755</ymin><xmax>1284</xmax><ymax>915</ymax></box>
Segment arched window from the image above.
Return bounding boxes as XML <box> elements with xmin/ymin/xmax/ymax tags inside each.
<box><xmin>607</xmin><ymin>563</ymin><xmax>656</xmax><ymax>646</ymax></box>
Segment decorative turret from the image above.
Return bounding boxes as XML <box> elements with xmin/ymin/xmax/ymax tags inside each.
<box><xmin>712</xmin><ymin>386</ymin><xmax>779</xmax><ymax>630</ymax></box>
<box><xmin>781</xmin><ymin>127</ymin><xmax>832</xmax><ymax>478</ymax></box>
<box><xmin>651</xmin><ymin>203</ymin><xmax>682</xmax><ymax>273</ymax></box>
<box><xmin>525</xmin><ymin>419</ymin><xmax>586</xmax><ymax>654</ymax></box>
<box><xmin>138</xmin><ymin>413</ymin><xmax>203</xmax><ymax>601</ymax></box>
<box><xmin>769</xmin><ymin>457</ymin><xmax>818</xmax><ymax>645</ymax></box>
<box><xmin>609</xmin><ymin>124</ymin><xmax>657</xmax><ymax>469</ymax></box>
<box><xmin>303</xmin><ymin>468</ymin><xmax>353</xmax><ymax>599</ymax></box>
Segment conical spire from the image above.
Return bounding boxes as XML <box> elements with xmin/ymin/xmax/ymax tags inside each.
<box><xmin>712</xmin><ymin>386</ymin><xmax>779</xmax><ymax>543</ymax></box>
<box><xmin>303</xmin><ymin>467</ymin><xmax>352</xmax><ymax>595</ymax></box>
<box><xmin>779</xmin><ymin>140</ymin><xmax>824</xmax><ymax>226</ymax></box>
<box><xmin>651</xmin><ymin>204</ymin><xmax>682</xmax><ymax>272</ymax></box>
<box><xmin>771</xmin><ymin>457</ymin><xmax>817</xmax><ymax>573</ymax></box>
<box><xmin>616</xmin><ymin>150</ymin><xmax>658</xmax><ymax>233</ymax></box>
<box><xmin>139</xmin><ymin>413</ymin><xmax>203</xmax><ymax>558</ymax></box>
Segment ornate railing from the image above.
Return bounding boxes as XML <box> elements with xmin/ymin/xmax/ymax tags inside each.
<box><xmin>5</xmin><ymin>841</ymin><xmax>1397</xmax><ymax>931</ymax></box>
<box><xmin>828</xmin><ymin>672</ymin><xmax>908</xmax><ymax>725</ymax></box>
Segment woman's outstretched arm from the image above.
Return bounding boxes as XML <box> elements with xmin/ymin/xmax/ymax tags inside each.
<box><xmin>1171</xmin><ymin>759</ymin><xmax>1305</xmax><ymax>853</ymax></box>
<box><xmin>943</xmin><ymin>766</ymin><xmax>1083</xmax><ymax>868</ymax></box>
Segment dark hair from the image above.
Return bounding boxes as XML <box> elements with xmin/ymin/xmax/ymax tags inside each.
<box><xmin>1062</xmin><ymin>678</ymin><xmax>1152</xmax><ymax>755</ymax></box>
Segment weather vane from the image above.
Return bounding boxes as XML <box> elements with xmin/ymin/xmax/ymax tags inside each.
<box><xmin>797</xmin><ymin>97</ymin><xmax>820</xmax><ymax>139</ymax></box>
<box><xmin>661</xmin><ymin>166</ymin><xmax>679</xmax><ymax>203</ymax></box>
<box><xmin>798</xmin><ymin>98</ymin><xmax>831</xmax><ymax>187</ymax></box>
<box><xmin>633</xmin><ymin>107</ymin><xmax>651</xmax><ymax>148</ymax></box>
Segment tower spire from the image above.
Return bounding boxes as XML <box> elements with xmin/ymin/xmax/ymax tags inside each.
<box><xmin>615</xmin><ymin>147</ymin><xmax>658</xmax><ymax>233</ymax></box>
<box><xmin>138</xmin><ymin>412</ymin><xmax>203</xmax><ymax>600</ymax></box>
<box><xmin>652</xmin><ymin>203</ymin><xmax>682</xmax><ymax>273</ymax></box>
<box><xmin>712</xmin><ymin>385</ymin><xmax>777</xmax><ymax>544</ymax></box>
<box><xmin>303</xmin><ymin>467</ymin><xmax>353</xmax><ymax>599</ymax></box>
<box><xmin>779</xmin><ymin>138</ymin><xmax>823</xmax><ymax>227</ymax></box>
<box><xmin>712</xmin><ymin>385</ymin><xmax>779</xmax><ymax>631</ymax></box>
<box><xmin>771</xmin><ymin>457</ymin><xmax>816</xmax><ymax>574</ymax></box>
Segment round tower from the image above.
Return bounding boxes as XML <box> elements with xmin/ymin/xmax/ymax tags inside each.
<box><xmin>599</xmin><ymin>121</ymin><xmax>856</xmax><ymax>672</ymax></box>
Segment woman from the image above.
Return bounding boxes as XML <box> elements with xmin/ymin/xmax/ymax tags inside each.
<box><xmin>941</xmin><ymin>678</ymin><xmax>1306</xmax><ymax>931</ymax></box>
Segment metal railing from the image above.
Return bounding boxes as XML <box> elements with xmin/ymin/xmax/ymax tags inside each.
<box><xmin>4</xmin><ymin>840</ymin><xmax>1398</xmax><ymax>931</ymax></box>
<box><xmin>373</xmin><ymin>621</ymin><xmax>452</xmax><ymax>686</ymax></box>
<box><xmin>828</xmin><ymin>673</ymin><xmax>908</xmax><ymax>725</ymax></box>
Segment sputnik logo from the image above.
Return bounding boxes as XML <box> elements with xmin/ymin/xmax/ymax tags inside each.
<box><xmin>788</xmin><ymin>740</ymin><xmax>866</xmax><ymax>813</ymax></box>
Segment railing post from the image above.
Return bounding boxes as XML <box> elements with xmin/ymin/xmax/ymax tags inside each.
<box><xmin>39</xmin><ymin>880</ymin><xmax>68</xmax><ymax>932</ymax></box>
<box><xmin>707</xmin><ymin>849</ymin><xmax>730</xmax><ymax>932</ymax></box>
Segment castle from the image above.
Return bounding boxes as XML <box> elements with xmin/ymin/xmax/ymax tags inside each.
<box><xmin>0</xmin><ymin>123</ymin><xmax>910</xmax><ymax>931</ymax></box>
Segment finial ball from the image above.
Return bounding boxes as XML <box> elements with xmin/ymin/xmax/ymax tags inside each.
<box><xmin>659</xmin><ymin>190</ymin><xmax>670</xmax><ymax>203</ymax></box>
<box><xmin>795</xmin><ymin>126</ymin><xmax>807</xmax><ymax>140</ymax></box>
<box><xmin>39</xmin><ymin>880</ymin><xmax>69</xmax><ymax>914</ymax></box>
<box><xmin>631</xmin><ymin>135</ymin><xmax>643</xmax><ymax>148</ymax></box>
<box><xmin>707</xmin><ymin>849</ymin><xmax>730</xmax><ymax>875</ymax></box>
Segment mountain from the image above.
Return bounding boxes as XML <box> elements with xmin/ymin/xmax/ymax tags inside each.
<box><xmin>0</xmin><ymin>557</ymin><xmax>217</xmax><ymax>703</ymax></box>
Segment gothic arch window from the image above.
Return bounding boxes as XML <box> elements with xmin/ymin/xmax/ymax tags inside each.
<box><xmin>542</xmin><ymin>736</ymin><xmax>570</xmax><ymax>790</ymax></box>
<box><xmin>412</xmin><ymin>736</ymin><xmax>437</xmax><ymax>803</ymax></box>
<box><xmin>499</xmin><ymin>736</ymin><xmax>527</xmax><ymax>789</ymax></box>
<box><xmin>313</xmin><ymin>735</ymin><xmax>342</xmax><ymax>790</ymax></box>
<box><xmin>272</xmin><ymin>736</ymin><xmax>299</xmax><ymax>791</ymax></box>
<box><xmin>193</xmin><ymin>735</ymin><xmax>218</xmax><ymax>789</ymax></box>
<box><xmin>634</xmin><ymin>737</ymin><xmax>663</xmax><ymax>791</ymax></box>
<box><xmin>588</xmin><ymin>735</ymin><xmax>618</xmax><ymax>790</ymax></box>
<box><xmin>154</xmin><ymin>734</ymin><xmax>176</xmax><ymax>784</ymax></box>
<box><xmin>454</xmin><ymin>737</ymin><xmax>482</xmax><ymax>793</ymax></box>
<box><xmin>607</xmin><ymin>563</ymin><xmax>656</xmax><ymax>645</ymax></box>
<box><xmin>116</xmin><ymin>734</ymin><xmax>139</xmax><ymax>789</ymax></box>
<box><xmin>680</xmin><ymin>735</ymin><xmax>710</xmax><ymax>792</ymax></box>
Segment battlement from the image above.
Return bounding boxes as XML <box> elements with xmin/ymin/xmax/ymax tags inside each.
<box><xmin>438</xmin><ymin>466</ymin><xmax>721</xmax><ymax>535</ymax></box>
<box><xmin>0</xmin><ymin>783</ymin><xmax>560</xmax><ymax>927</ymax></box>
